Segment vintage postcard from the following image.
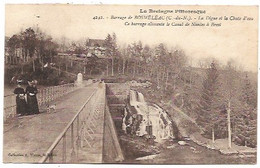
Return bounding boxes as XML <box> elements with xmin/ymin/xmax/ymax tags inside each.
<box><xmin>3</xmin><ymin>4</ymin><xmax>258</xmax><ymax>164</ymax></box>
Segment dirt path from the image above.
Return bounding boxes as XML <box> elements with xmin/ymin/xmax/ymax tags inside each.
<box><xmin>3</xmin><ymin>84</ymin><xmax>97</xmax><ymax>163</ymax></box>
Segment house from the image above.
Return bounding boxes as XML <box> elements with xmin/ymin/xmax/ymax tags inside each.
<box><xmin>85</xmin><ymin>39</ymin><xmax>106</xmax><ymax>58</ymax></box>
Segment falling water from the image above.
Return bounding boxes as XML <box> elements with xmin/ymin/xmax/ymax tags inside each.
<box><xmin>126</xmin><ymin>90</ymin><xmax>174</xmax><ymax>143</ymax></box>
<box><xmin>130</xmin><ymin>90</ymin><xmax>138</xmax><ymax>103</ymax></box>
<box><xmin>122</xmin><ymin>108</ymin><xmax>127</xmax><ymax>133</ymax></box>
<box><xmin>137</xmin><ymin>92</ymin><xmax>145</xmax><ymax>103</ymax></box>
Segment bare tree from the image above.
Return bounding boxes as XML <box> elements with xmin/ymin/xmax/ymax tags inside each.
<box><xmin>222</xmin><ymin>59</ymin><xmax>240</xmax><ymax>148</ymax></box>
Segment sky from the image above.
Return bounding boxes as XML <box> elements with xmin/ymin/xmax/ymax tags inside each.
<box><xmin>5</xmin><ymin>4</ymin><xmax>258</xmax><ymax>72</ymax></box>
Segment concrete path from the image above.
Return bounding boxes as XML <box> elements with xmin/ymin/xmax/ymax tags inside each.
<box><xmin>3</xmin><ymin>84</ymin><xmax>98</xmax><ymax>163</ymax></box>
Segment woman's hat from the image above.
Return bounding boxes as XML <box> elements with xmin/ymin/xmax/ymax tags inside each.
<box><xmin>28</xmin><ymin>80</ymin><xmax>35</xmax><ymax>85</ymax></box>
<box><xmin>17</xmin><ymin>79</ymin><xmax>23</xmax><ymax>84</ymax></box>
<box><xmin>33</xmin><ymin>80</ymin><xmax>38</xmax><ymax>85</ymax></box>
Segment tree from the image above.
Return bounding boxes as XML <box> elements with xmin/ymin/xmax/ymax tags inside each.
<box><xmin>125</xmin><ymin>44</ymin><xmax>133</xmax><ymax>74</ymax></box>
<box><xmin>241</xmin><ymin>74</ymin><xmax>257</xmax><ymax>108</ymax></box>
<box><xmin>222</xmin><ymin>60</ymin><xmax>241</xmax><ymax>148</ymax></box>
<box><xmin>234</xmin><ymin>73</ymin><xmax>257</xmax><ymax>147</ymax></box>
<box><xmin>169</xmin><ymin>48</ymin><xmax>188</xmax><ymax>91</ymax></box>
<box><xmin>35</xmin><ymin>31</ymin><xmax>58</xmax><ymax>69</ymax></box>
<box><xmin>7</xmin><ymin>34</ymin><xmax>21</xmax><ymax>64</ymax></box>
<box><xmin>104</xmin><ymin>34</ymin><xmax>113</xmax><ymax>76</ymax></box>
<box><xmin>60</xmin><ymin>36</ymin><xmax>69</xmax><ymax>53</ymax></box>
<box><xmin>196</xmin><ymin>62</ymin><xmax>225</xmax><ymax>143</ymax></box>
<box><xmin>154</xmin><ymin>43</ymin><xmax>167</xmax><ymax>87</ymax></box>
<box><xmin>141</xmin><ymin>45</ymin><xmax>152</xmax><ymax>77</ymax></box>
<box><xmin>21</xmin><ymin>28</ymin><xmax>37</xmax><ymax>58</ymax></box>
<box><xmin>119</xmin><ymin>44</ymin><xmax>127</xmax><ymax>75</ymax></box>
<box><xmin>20</xmin><ymin>28</ymin><xmax>38</xmax><ymax>72</ymax></box>
<box><xmin>104</xmin><ymin>33</ymin><xmax>119</xmax><ymax>76</ymax></box>
<box><xmin>7</xmin><ymin>28</ymin><xmax>37</xmax><ymax>71</ymax></box>
<box><xmin>131</xmin><ymin>41</ymin><xmax>143</xmax><ymax>77</ymax></box>
<box><xmin>6</xmin><ymin>27</ymin><xmax>58</xmax><ymax>75</ymax></box>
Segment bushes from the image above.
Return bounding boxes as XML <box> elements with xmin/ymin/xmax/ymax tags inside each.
<box><xmin>4</xmin><ymin>66</ymin><xmax>20</xmax><ymax>84</ymax></box>
<box><xmin>5</xmin><ymin>61</ymin><xmax>75</xmax><ymax>86</ymax></box>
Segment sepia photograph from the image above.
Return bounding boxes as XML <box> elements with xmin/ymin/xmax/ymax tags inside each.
<box><xmin>3</xmin><ymin>4</ymin><xmax>258</xmax><ymax>164</ymax></box>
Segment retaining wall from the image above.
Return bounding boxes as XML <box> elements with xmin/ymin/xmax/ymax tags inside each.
<box><xmin>102</xmin><ymin>95</ymin><xmax>124</xmax><ymax>163</ymax></box>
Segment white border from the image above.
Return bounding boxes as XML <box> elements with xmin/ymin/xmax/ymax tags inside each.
<box><xmin>1</xmin><ymin>0</ymin><xmax>260</xmax><ymax>5</ymax></box>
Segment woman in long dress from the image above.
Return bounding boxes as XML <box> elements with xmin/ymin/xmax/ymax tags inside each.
<box><xmin>26</xmin><ymin>80</ymin><xmax>39</xmax><ymax>115</ymax></box>
<box><xmin>13</xmin><ymin>80</ymin><xmax>27</xmax><ymax>116</ymax></box>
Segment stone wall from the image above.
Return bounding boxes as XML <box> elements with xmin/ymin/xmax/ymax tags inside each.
<box><xmin>106</xmin><ymin>83</ymin><xmax>130</xmax><ymax>129</ymax></box>
<box><xmin>106</xmin><ymin>83</ymin><xmax>130</xmax><ymax>101</ymax></box>
<box><xmin>102</xmin><ymin>100</ymin><xmax>124</xmax><ymax>163</ymax></box>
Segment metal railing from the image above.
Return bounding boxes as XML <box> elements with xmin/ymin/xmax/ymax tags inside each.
<box><xmin>37</xmin><ymin>83</ymin><xmax>76</xmax><ymax>106</ymax></box>
<box><xmin>4</xmin><ymin>83</ymin><xmax>77</xmax><ymax>121</ymax></box>
<box><xmin>39</xmin><ymin>84</ymin><xmax>105</xmax><ymax>163</ymax></box>
<box><xmin>3</xmin><ymin>93</ymin><xmax>16</xmax><ymax>121</ymax></box>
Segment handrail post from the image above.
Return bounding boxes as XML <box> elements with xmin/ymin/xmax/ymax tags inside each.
<box><xmin>49</xmin><ymin>152</ymin><xmax>53</xmax><ymax>162</ymax></box>
<box><xmin>11</xmin><ymin>106</ymin><xmax>15</xmax><ymax>118</ymax></box>
<box><xmin>71</xmin><ymin>123</ymin><xmax>76</xmax><ymax>161</ymax></box>
<box><xmin>62</xmin><ymin>134</ymin><xmax>66</xmax><ymax>163</ymax></box>
<box><xmin>47</xmin><ymin>88</ymin><xmax>50</xmax><ymax>105</ymax></box>
<box><xmin>54</xmin><ymin>87</ymin><xmax>56</xmax><ymax>99</ymax></box>
<box><xmin>58</xmin><ymin>86</ymin><xmax>61</xmax><ymax>98</ymax></box>
<box><xmin>51</xmin><ymin>87</ymin><xmax>54</xmax><ymax>101</ymax></box>
<box><xmin>76</xmin><ymin>115</ymin><xmax>80</xmax><ymax>159</ymax></box>
<box><xmin>45</xmin><ymin>88</ymin><xmax>47</xmax><ymax>105</ymax></box>
<box><xmin>12</xmin><ymin>95</ymin><xmax>15</xmax><ymax>117</ymax></box>
<box><xmin>39</xmin><ymin>89</ymin><xmax>42</xmax><ymax>106</ymax></box>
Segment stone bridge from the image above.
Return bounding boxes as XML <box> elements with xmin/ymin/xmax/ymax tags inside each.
<box><xmin>3</xmin><ymin>81</ymin><xmax>125</xmax><ymax>163</ymax></box>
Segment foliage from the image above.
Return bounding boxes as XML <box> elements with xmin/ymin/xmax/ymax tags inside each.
<box><xmin>6</xmin><ymin>27</ymin><xmax>58</xmax><ymax>64</ymax></box>
<box><xmin>6</xmin><ymin>30</ymin><xmax>257</xmax><ymax>148</ymax></box>
<box><xmin>196</xmin><ymin>62</ymin><xmax>227</xmax><ymax>139</ymax></box>
<box><xmin>232</xmin><ymin>74</ymin><xmax>257</xmax><ymax>147</ymax></box>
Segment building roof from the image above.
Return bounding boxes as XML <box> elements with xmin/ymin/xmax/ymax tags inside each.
<box><xmin>87</xmin><ymin>39</ymin><xmax>105</xmax><ymax>47</ymax></box>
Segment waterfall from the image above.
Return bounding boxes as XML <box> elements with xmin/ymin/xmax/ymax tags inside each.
<box><xmin>127</xmin><ymin>90</ymin><xmax>174</xmax><ymax>143</ymax></box>
<box><xmin>129</xmin><ymin>90</ymin><xmax>138</xmax><ymax>105</ymax></box>
<box><xmin>122</xmin><ymin>108</ymin><xmax>127</xmax><ymax>133</ymax></box>
<box><xmin>137</xmin><ymin>92</ymin><xmax>145</xmax><ymax>103</ymax></box>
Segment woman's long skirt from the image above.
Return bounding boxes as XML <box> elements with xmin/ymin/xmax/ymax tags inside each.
<box><xmin>16</xmin><ymin>97</ymin><xmax>27</xmax><ymax>115</ymax></box>
<box><xmin>27</xmin><ymin>95</ymin><xmax>39</xmax><ymax>115</ymax></box>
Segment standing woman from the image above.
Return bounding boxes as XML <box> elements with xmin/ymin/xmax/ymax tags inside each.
<box><xmin>26</xmin><ymin>80</ymin><xmax>39</xmax><ymax>115</ymax></box>
<box><xmin>13</xmin><ymin>79</ymin><xmax>27</xmax><ymax>116</ymax></box>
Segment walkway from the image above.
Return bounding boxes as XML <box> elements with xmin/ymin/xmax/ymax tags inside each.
<box><xmin>76</xmin><ymin>90</ymin><xmax>105</xmax><ymax>163</ymax></box>
<box><xmin>3</xmin><ymin>84</ymin><xmax>98</xmax><ymax>163</ymax></box>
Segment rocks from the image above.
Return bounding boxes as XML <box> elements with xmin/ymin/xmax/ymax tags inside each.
<box><xmin>219</xmin><ymin>149</ymin><xmax>238</xmax><ymax>155</ymax></box>
<box><xmin>178</xmin><ymin>141</ymin><xmax>188</xmax><ymax>146</ymax></box>
<box><xmin>205</xmin><ymin>144</ymin><xmax>215</xmax><ymax>150</ymax></box>
<box><xmin>119</xmin><ymin>135</ymin><xmax>160</xmax><ymax>159</ymax></box>
<box><xmin>135</xmin><ymin>154</ymin><xmax>158</xmax><ymax>161</ymax></box>
<box><xmin>126</xmin><ymin>80</ymin><xmax>152</xmax><ymax>88</ymax></box>
<box><xmin>166</xmin><ymin>144</ymin><xmax>178</xmax><ymax>149</ymax></box>
<box><xmin>190</xmin><ymin>133</ymin><xmax>257</xmax><ymax>157</ymax></box>
<box><xmin>189</xmin><ymin>146</ymin><xmax>202</xmax><ymax>154</ymax></box>
<box><xmin>190</xmin><ymin>146</ymin><xmax>196</xmax><ymax>150</ymax></box>
<box><xmin>183</xmin><ymin>137</ymin><xmax>191</xmax><ymax>141</ymax></box>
